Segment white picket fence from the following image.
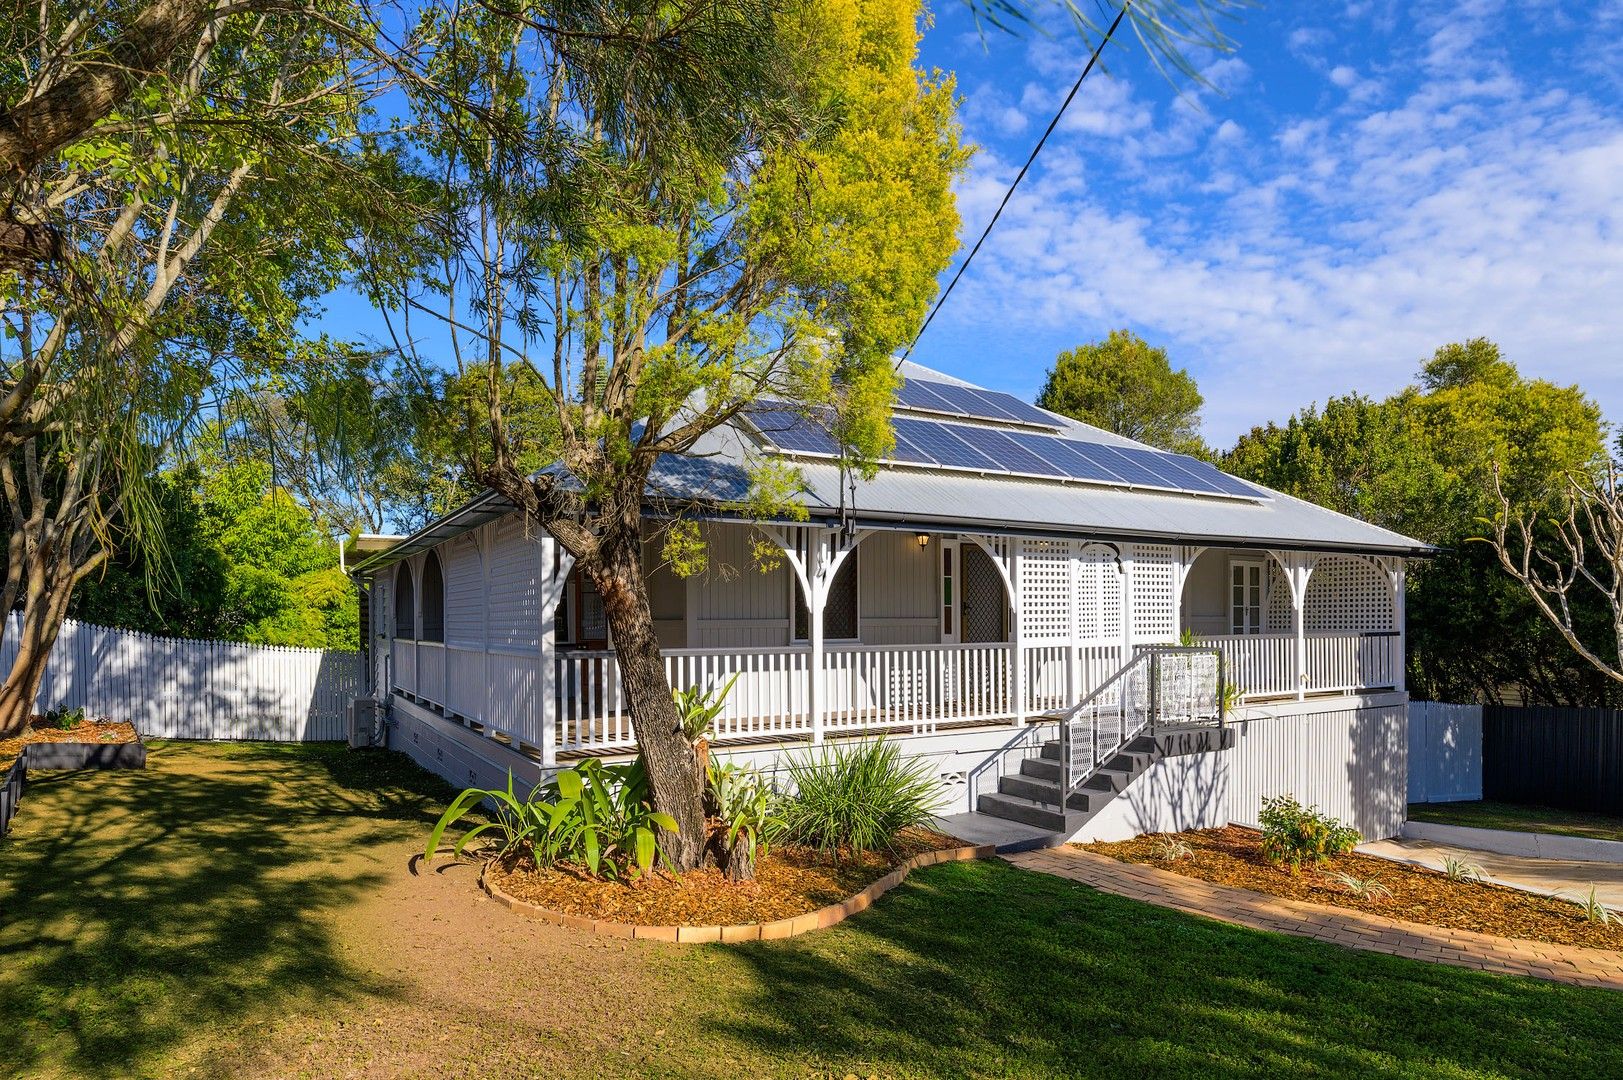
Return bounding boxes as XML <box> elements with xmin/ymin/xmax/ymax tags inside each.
<box><xmin>1</xmin><ymin>613</ymin><xmax>362</xmax><ymax>741</ymax></box>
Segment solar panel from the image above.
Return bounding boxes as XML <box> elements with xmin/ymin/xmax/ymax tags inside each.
<box><xmin>897</xmin><ymin>377</ymin><xmax>1063</xmax><ymax>429</ymax></box>
<box><xmin>887</xmin><ymin>423</ymin><xmax>942</xmax><ymax>466</ymax></box>
<box><xmin>1082</xmin><ymin>444</ymin><xmax>1180</xmax><ymax>489</ymax></box>
<box><xmin>746</xmin><ymin>406</ymin><xmax>838</xmax><ymax>456</ymax></box>
<box><xmin>895</xmin><ymin>379</ymin><xmax>960</xmax><ymax>414</ymax></box>
<box><xmin>892</xmin><ymin>417</ymin><xmax>1001</xmax><ymax>471</ymax></box>
<box><xmin>947</xmin><ymin>426</ymin><xmax>1053</xmax><ymax>476</ymax></box>
<box><xmin>1165</xmin><ymin>454</ymin><xmax>1267</xmax><ymax>498</ymax></box>
<box><xmin>748</xmin><ymin>401</ymin><xmax>1265</xmax><ymax>500</ymax></box>
<box><xmin>980</xmin><ymin>390</ymin><xmax>1060</xmax><ymax>428</ymax></box>
<box><xmin>999</xmin><ymin>431</ymin><xmax>1115</xmax><ymax>481</ymax></box>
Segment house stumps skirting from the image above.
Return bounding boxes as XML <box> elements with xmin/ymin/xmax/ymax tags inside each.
<box><xmin>479</xmin><ymin>842</ymin><xmax>996</xmax><ymax>943</ymax></box>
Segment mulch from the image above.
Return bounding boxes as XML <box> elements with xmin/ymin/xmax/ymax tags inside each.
<box><xmin>1081</xmin><ymin>825</ymin><xmax>1623</xmax><ymax>951</ymax></box>
<box><xmin>0</xmin><ymin>716</ymin><xmax>138</xmax><ymax>769</ymax></box>
<box><xmin>485</xmin><ymin>827</ymin><xmax>961</xmax><ymax>927</ymax></box>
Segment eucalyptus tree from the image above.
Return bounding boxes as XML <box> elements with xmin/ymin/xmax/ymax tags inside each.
<box><xmin>0</xmin><ymin>2</ymin><xmax>405</xmax><ymax>736</ymax></box>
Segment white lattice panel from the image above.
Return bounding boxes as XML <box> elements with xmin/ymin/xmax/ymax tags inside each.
<box><xmin>1018</xmin><ymin>539</ymin><xmax>1073</xmax><ymax>642</ymax></box>
<box><xmin>1265</xmin><ymin>559</ymin><xmax>1292</xmax><ymax>634</ymax></box>
<box><xmin>1129</xmin><ymin>545</ymin><xmax>1177</xmax><ymax>642</ymax></box>
<box><xmin>1077</xmin><ymin>547</ymin><xmax>1121</xmax><ymax>645</ymax></box>
<box><xmin>1305</xmin><ymin>556</ymin><xmax>1395</xmax><ymax>633</ymax></box>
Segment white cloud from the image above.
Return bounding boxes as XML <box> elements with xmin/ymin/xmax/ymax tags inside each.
<box><xmin>937</xmin><ymin>5</ymin><xmax>1623</xmax><ymax>444</ymax></box>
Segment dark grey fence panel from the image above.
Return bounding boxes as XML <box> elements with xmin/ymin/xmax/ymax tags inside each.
<box><xmin>1483</xmin><ymin>704</ymin><xmax>1623</xmax><ymax>815</ymax></box>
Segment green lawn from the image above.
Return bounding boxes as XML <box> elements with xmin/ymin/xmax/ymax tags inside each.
<box><xmin>1409</xmin><ymin>800</ymin><xmax>1623</xmax><ymax>844</ymax></box>
<box><xmin>3</xmin><ymin>742</ymin><xmax>1622</xmax><ymax>1078</ymax></box>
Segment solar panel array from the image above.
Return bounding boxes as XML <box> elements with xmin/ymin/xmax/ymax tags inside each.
<box><xmin>746</xmin><ymin>405</ymin><xmax>1265</xmax><ymax>500</ymax></box>
<box><xmin>895</xmin><ymin>377</ymin><xmax>1060</xmax><ymax>429</ymax></box>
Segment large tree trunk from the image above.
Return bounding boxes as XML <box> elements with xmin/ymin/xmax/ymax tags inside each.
<box><xmin>0</xmin><ymin>540</ymin><xmax>80</xmax><ymax>738</ymax></box>
<box><xmin>586</xmin><ymin>506</ymin><xmax>708</xmax><ymax>871</ymax></box>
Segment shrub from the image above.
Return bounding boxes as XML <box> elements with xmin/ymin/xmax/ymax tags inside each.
<box><xmin>708</xmin><ymin>761</ymin><xmax>782</xmax><ymax>880</ymax></box>
<box><xmin>424</xmin><ymin>758</ymin><xmax>678</xmax><ymax>881</ymax></box>
<box><xmin>777</xmin><ymin>738</ymin><xmax>941</xmax><ymax>861</ymax></box>
<box><xmin>44</xmin><ymin>705</ymin><xmax>85</xmax><ymax>730</ymax></box>
<box><xmin>1257</xmin><ymin>795</ymin><xmax>1360</xmax><ymax>873</ymax></box>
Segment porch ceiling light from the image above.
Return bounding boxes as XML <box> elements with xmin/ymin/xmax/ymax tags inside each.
<box><xmin>916</xmin><ymin>532</ymin><xmax>930</xmax><ymax>547</ymax></box>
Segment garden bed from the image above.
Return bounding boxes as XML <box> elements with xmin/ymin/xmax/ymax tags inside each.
<box><xmin>484</xmin><ymin>827</ymin><xmax>971</xmax><ymax>937</ymax></box>
<box><xmin>0</xmin><ymin>716</ymin><xmax>145</xmax><ymax>837</ymax></box>
<box><xmin>1081</xmin><ymin>826</ymin><xmax>1623</xmax><ymax>950</ymax></box>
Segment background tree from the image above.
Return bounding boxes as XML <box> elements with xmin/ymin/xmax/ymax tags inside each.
<box><xmin>1037</xmin><ymin>329</ymin><xmax>1207</xmax><ymax>454</ymax></box>
<box><xmin>0</xmin><ymin>1</ymin><xmax>400</xmax><ymax>736</ymax></box>
<box><xmin>71</xmin><ymin>457</ymin><xmax>357</xmax><ymax>647</ymax></box>
<box><xmin>1225</xmin><ymin>338</ymin><xmax>1613</xmax><ymax>706</ymax></box>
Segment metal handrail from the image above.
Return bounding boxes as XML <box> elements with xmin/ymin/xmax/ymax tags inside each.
<box><xmin>1056</xmin><ymin>645</ymin><xmax>1224</xmax><ymax>809</ymax></box>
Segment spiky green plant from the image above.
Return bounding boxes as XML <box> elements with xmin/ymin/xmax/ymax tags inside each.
<box><xmin>777</xmin><ymin>738</ymin><xmax>941</xmax><ymax>861</ymax></box>
<box><xmin>1148</xmin><ymin>835</ymin><xmax>1194</xmax><ymax>862</ymax></box>
<box><xmin>708</xmin><ymin>761</ymin><xmax>783</xmax><ymax>880</ymax></box>
<box><xmin>1324</xmin><ymin>870</ymin><xmax>1392</xmax><ymax>901</ymax></box>
<box><xmin>673</xmin><ymin>673</ymin><xmax>741</xmax><ymax>743</ymax></box>
<box><xmin>1442</xmin><ymin>856</ymin><xmax>1487</xmax><ymax>884</ymax></box>
<box><xmin>1570</xmin><ymin>885</ymin><xmax>1617</xmax><ymax>926</ymax></box>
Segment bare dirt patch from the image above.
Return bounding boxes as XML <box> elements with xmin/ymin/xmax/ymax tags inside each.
<box><xmin>486</xmin><ymin>827</ymin><xmax>961</xmax><ymax>927</ymax></box>
<box><xmin>1081</xmin><ymin>825</ymin><xmax>1623</xmax><ymax>951</ymax></box>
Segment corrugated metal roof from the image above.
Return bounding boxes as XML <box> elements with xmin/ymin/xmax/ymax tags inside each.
<box><xmin>354</xmin><ymin>361</ymin><xmax>1433</xmax><ymax>569</ymax></box>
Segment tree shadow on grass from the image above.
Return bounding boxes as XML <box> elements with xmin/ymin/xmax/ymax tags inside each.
<box><xmin>693</xmin><ymin>859</ymin><xmax>1623</xmax><ymax>1079</ymax></box>
<box><xmin>0</xmin><ymin>740</ymin><xmax>454</xmax><ymax>1078</ymax></box>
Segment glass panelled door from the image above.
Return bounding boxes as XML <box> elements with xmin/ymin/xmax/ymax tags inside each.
<box><xmin>1230</xmin><ymin>559</ymin><xmax>1264</xmax><ymax>635</ymax></box>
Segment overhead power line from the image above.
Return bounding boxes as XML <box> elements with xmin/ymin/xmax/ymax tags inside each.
<box><xmin>901</xmin><ymin>1</ymin><xmax>1132</xmax><ymax>363</ymax></box>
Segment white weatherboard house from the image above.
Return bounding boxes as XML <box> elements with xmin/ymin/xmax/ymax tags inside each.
<box><xmin>351</xmin><ymin>362</ymin><xmax>1430</xmax><ymax>846</ymax></box>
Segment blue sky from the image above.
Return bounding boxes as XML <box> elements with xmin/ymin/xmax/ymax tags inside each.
<box><xmin>914</xmin><ymin>0</ymin><xmax>1623</xmax><ymax>443</ymax></box>
<box><xmin>315</xmin><ymin>1</ymin><xmax>1623</xmax><ymax>447</ymax></box>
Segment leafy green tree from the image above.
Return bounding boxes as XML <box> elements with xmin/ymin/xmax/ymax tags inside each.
<box><xmin>1037</xmin><ymin>330</ymin><xmax>1207</xmax><ymax>454</ymax></box>
<box><xmin>1224</xmin><ymin>339</ymin><xmax>1612</xmax><ymax>706</ymax></box>
<box><xmin>72</xmin><ymin>460</ymin><xmax>356</xmax><ymax>648</ymax></box>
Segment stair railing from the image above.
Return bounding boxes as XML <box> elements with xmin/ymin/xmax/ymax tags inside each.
<box><xmin>1057</xmin><ymin>646</ymin><xmax>1224</xmax><ymax>808</ymax></box>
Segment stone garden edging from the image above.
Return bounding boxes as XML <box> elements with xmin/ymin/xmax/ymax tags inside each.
<box><xmin>480</xmin><ymin>842</ymin><xmax>996</xmax><ymax>942</ymax></box>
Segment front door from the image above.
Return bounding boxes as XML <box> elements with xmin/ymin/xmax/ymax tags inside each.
<box><xmin>961</xmin><ymin>545</ymin><xmax>1007</xmax><ymax>643</ymax></box>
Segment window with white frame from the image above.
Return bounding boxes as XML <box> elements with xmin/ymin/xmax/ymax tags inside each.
<box><xmin>793</xmin><ymin>549</ymin><xmax>859</xmax><ymax>641</ymax></box>
<box><xmin>1229</xmin><ymin>558</ymin><xmax>1265</xmax><ymax>635</ymax></box>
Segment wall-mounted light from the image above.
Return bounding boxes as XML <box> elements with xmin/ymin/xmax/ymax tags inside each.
<box><xmin>916</xmin><ymin>533</ymin><xmax>930</xmax><ymax>548</ymax></box>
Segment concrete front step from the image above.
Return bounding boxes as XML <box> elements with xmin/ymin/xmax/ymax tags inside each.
<box><xmin>974</xmin><ymin>791</ymin><xmax>1074</xmax><ymax>832</ymax></box>
<box><xmin>976</xmin><ymin>725</ymin><xmax>1228</xmax><ymax>836</ymax></box>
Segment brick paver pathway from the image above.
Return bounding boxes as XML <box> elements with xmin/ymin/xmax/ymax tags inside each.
<box><xmin>1006</xmin><ymin>846</ymin><xmax>1623</xmax><ymax>990</ymax></box>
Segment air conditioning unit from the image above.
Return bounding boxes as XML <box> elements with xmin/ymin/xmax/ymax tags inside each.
<box><xmin>348</xmin><ymin>697</ymin><xmax>384</xmax><ymax>749</ymax></box>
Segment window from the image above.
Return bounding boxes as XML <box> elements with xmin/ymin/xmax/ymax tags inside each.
<box><xmin>554</xmin><ymin>576</ymin><xmax>574</xmax><ymax>644</ymax></box>
<box><xmin>794</xmin><ymin>549</ymin><xmax>859</xmax><ymax>641</ymax></box>
<box><xmin>393</xmin><ymin>564</ymin><xmax>415</xmax><ymax>639</ymax></box>
<box><xmin>420</xmin><ymin>552</ymin><xmax>446</xmax><ymax>642</ymax></box>
<box><xmin>1229</xmin><ymin>558</ymin><xmax>1264</xmax><ymax>635</ymax></box>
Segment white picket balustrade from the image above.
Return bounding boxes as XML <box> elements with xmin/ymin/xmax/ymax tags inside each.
<box><xmin>0</xmin><ymin>613</ymin><xmax>360</xmax><ymax>741</ymax></box>
<box><xmin>1204</xmin><ymin>632</ymin><xmax>1399</xmax><ymax>700</ymax></box>
<box><xmin>1307</xmin><ymin>632</ymin><xmax>1400</xmax><ymax>694</ymax></box>
<box><xmin>823</xmin><ymin>642</ymin><xmax>1012</xmax><ymax>736</ymax></box>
